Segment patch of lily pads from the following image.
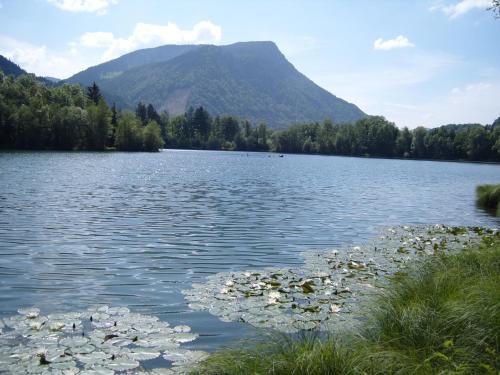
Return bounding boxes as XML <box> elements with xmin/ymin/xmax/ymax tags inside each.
<box><xmin>0</xmin><ymin>305</ymin><xmax>207</xmax><ymax>374</ymax></box>
<box><xmin>183</xmin><ymin>225</ymin><xmax>498</xmax><ymax>333</ymax></box>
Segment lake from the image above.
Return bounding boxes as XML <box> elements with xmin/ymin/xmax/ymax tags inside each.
<box><xmin>0</xmin><ymin>150</ymin><xmax>499</xmax><ymax>352</ymax></box>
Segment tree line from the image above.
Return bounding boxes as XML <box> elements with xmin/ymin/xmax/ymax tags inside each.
<box><xmin>0</xmin><ymin>73</ymin><xmax>164</xmax><ymax>151</ymax></box>
<box><xmin>1</xmin><ymin>73</ymin><xmax>499</xmax><ymax>161</ymax></box>
<box><xmin>273</xmin><ymin>117</ymin><xmax>500</xmax><ymax>161</ymax></box>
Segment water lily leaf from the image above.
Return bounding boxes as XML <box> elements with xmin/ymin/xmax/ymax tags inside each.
<box><xmin>171</xmin><ymin>332</ymin><xmax>198</xmax><ymax>344</ymax></box>
<box><xmin>163</xmin><ymin>349</ymin><xmax>209</xmax><ymax>365</ymax></box>
<box><xmin>104</xmin><ymin>357</ymin><xmax>139</xmax><ymax>371</ymax></box>
<box><xmin>79</xmin><ymin>366</ymin><xmax>114</xmax><ymax>375</ymax></box>
<box><xmin>70</xmin><ymin>344</ymin><xmax>95</xmax><ymax>354</ymax></box>
<box><xmin>105</xmin><ymin>337</ymin><xmax>132</xmax><ymax>347</ymax></box>
<box><xmin>128</xmin><ymin>349</ymin><xmax>161</xmax><ymax>361</ymax></box>
<box><xmin>60</xmin><ymin>336</ymin><xmax>88</xmax><ymax>348</ymax></box>
<box><xmin>76</xmin><ymin>351</ymin><xmax>109</xmax><ymax>365</ymax></box>
<box><xmin>48</xmin><ymin>359</ymin><xmax>77</xmax><ymax>370</ymax></box>
<box><xmin>300</xmin><ymin>282</ymin><xmax>315</xmax><ymax>294</ymax></box>
<box><xmin>173</xmin><ymin>325</ymin><xmax>191</xmax><ymax>333</ymax></box>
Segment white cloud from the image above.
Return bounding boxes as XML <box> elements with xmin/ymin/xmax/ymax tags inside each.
<box><xmin>431</xmin><ymin>0</ymin><xmax>493</xmax><ymax>18</ymax></box>
<box><xmin>451</xmin><ymin>81</ymin><xmax>492</xmax><ymax>94</ymax></box>
<box><xmin>380</xmin><ymin>81</ymin><xmax>500</xmax><ymax>127</ymax></box>
<box><xmin>47</xmin><ymin>0</ymin><xmax>118</xmax><ymax>15</ymax></box>
<box><xmin>0</xmin><ymin>20</ymin><xmax>222</xmax><ymax>79</ymax></box>
<box><xmin>373</xmin><ymin>35</ymin><xmax>415</xmax><ymax>51</ymax></box>
<box><xmin>0</xmin><ymin>35</ymin><xmax>90</xmax><ymax>78</ymax></box>
<box><xmin>80</xmin><ymin>20</ymin><xmax>222</xmax><ymax>60</ymax></box>
<box><xmin>308</xmin><ymin>52</ymin><xmax>461</xmax><ymax>127</ymax></box>
<box><xmin>420</xmin><ymin>81</ymin><xmax>500</xmax><ymax>125</ymax></box>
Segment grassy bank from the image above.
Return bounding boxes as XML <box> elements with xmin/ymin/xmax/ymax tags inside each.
<box><xmin>193</xmin><ymin>234</ymin><xmax>500</xmax><ymax>374</ymax></box>
<box><xmin>477</xmin><ymin>184</ymin><xmax>500</xmax><ymax>216</ymax></box>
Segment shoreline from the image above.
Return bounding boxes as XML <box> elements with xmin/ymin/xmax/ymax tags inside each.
<box><xmin>1</xmin><ymin>147</ymin><xmax>500</xmax><ymax>165</ymax></box>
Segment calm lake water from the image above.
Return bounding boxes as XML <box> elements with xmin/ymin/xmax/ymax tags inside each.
<box><xmin>0</xmin><ymin>150</ymin><xmax>499</xmax><ymax>351</ymax></box>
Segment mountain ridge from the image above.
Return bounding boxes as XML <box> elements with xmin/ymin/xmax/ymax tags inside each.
<box><xmin>0</xmin><ymin>55</ymin><xmax>55</xmax><ymax>85</ymax></box>
<box><xmin>65</xmin><ymin>41</ymin><xmax>367</xmax><ymax>128</ymax></box>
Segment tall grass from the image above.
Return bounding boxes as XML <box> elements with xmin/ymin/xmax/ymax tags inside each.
<box><xmin>476</xmin><ymin>184</ymin><xmax>500</xmax><ymax>216</ymax></box>
<box><xmin>193</xmin><ymin>236</ymin><xmax>500</xmax><ymax>374</ymax></box>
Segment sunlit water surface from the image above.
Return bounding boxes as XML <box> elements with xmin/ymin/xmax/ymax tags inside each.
<box><xmin>0</xmin><ymin>150</ymin><xmax>499</xmax><ymax>351</ymax></box>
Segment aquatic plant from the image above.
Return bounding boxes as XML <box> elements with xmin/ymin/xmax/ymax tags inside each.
<box><xmin>183</xmin><ymin>225</ymin><xmax>497</xmax><ymax>333</ymax></box>
<box><xmin>192</xmin><ymin>234</ymin><xmax>500</xmax><ymax>374</ymax></box>
<box><xmin>477</xmin><ymin>184</ymin><xmax>500</xmax><ymax>216</ymax></box>
<box><xmin>0</xmin><ymin>305</ymin><xmax>207</xmax><ymax>374</ymax></box>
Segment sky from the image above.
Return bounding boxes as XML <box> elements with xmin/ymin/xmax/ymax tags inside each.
<box><xmin>0</xmin><ymin>0</ymin><xmax>499</xmax><ymax>128</ymax></box>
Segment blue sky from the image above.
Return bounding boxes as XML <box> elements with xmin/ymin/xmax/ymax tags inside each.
<box><xmin>0</xmin><ymin>0</ymin><xmax>499</xmax><ymax>128</ymax></box>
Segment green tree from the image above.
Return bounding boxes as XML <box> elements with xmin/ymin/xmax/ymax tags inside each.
<box><xmin>489</xmin><ymin>0</ymin><xmax>500</xmax><ymax>18</ymax></box>
<box><xmin>115</xmin><ymin>111</ymin><xmax>143</xmax><ymax>151</ymax></box>
<box><xmin>136</xmin><ymin>102</ymin><xmax>147</xmax><ymax>125</ymax></box>
<box><xmin>192</xmin><ymin>106</ymin><xmax>211</xmax><ymax>142</ymax></box>
<box><xmin>411</xmin><ymin>127</ymin><xmax>427</xmax><ymax>158</ymax></box>
<box><xmin>146</xmin><ymin>103</ymin><xmax>161</xmax><ymax>124</ymax></box>
<box><xmin>86</xmin><ymin>99</ymin><xmax>111</xmax><ymax>150</ymax></box>
<box><xmin>86</xmin><ymin>82</ymin><xmax>102</xmax><ymax>105</ymax></box>
<box><xmin>53</xmin><ymin>106</ymin><xmax>88</xmax><ymax>150</ymax></box>
<box><xmin>467</xmin><ymin>127</ymin><xmax>492</xmax><ymax>160</ymax></box>
<box><xmin>143</xmin><ymin>120</ymin><xmax>165</xmax><ymax>151</ymax></box>
<box><xmin>396</xmin><ymin>127</ymin><xmax>412</xmax><ymax>157</ymax></box>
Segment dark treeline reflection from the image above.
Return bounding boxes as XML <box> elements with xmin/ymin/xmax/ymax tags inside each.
<box><xmin>1</xmin><ymin>72</ymin><xmax>499</xmax><ymax>161</ymax></box>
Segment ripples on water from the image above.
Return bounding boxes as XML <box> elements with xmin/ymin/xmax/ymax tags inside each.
<box><xmin>0</xmin><ymin>150</ymin><xmax>498</xmax><ymax>350</ymax></box>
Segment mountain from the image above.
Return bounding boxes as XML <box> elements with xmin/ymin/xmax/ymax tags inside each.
<box><xmin>43</xmin><ymin>76</ymin><xmax>61</xmax><ymax>83</ymax></box>
<box><xmin>0</xmin><ymin>54</ymin><xmax>55</xmax><ymax>85</ymax></box>
<box><xmin>65</xmin><ymin>44</ymin><xmax>199</xmax><ymax>86</ymax></box>
<box><xmin>65</xmin><ymin>42</ymin><xmax>366</xmax><ymax>128</ymax></box>
<box><xmin>0</xmin><ymin>55</ymin><xmax>27</xmax><ymax>77</ymax></box>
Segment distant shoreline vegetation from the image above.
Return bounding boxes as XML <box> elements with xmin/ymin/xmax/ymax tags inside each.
<box><xmin>1</xmin><ymin>73</ymin><xmax>499</xmax><ymax>161</ymax></box>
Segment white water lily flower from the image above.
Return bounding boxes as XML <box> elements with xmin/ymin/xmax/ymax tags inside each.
<box><xmin>29</xmin><ymin>320</ymin><xmax>43</xmax><ymax>330</ymax></box>
<box><xmin>267</xmin><ymin>297</ymin><xmax>277</xmax><ymax>305</ymax></box>
<box><xmin>225</xmin><ymin>280</ymin><xmax>234</xmax><ymax>287</ymax></box>
<box><xmin>219</xmin><ymin>287</ymin><xmax>229</xmax><ymax>294</ymax></box>
<box><xmin>268</xmin><ymin>291</ymin><xmax>281</xmax><ymax>299</ymax></box>
<box><xmin>330</xmin><ymin>304</ymin><xmax>341</xmax><ymax>313</ymax></box>
<box><xmin>18</xmin><ymin>308</ymin><xmax>40</xmax><ymax>319</ymax></box>
<box><xmin>49</xmin><ymin>321</ymin><xmax>65</xmax><ymax>331</ymax></box>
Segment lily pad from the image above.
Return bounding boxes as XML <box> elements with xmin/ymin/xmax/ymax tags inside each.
<box><xmin>0</xmin><ymin>306</ymin><xmax>203</xmax><ymax>374</ymax></box>
<box><xmin>183</xmin><ymin>225</ymin><xmax>496</xmax><ymax>333</ymax></box>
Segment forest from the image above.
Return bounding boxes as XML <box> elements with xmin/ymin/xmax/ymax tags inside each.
<box><xmin>1</xmin><ymin>72</ymin><xmax>499</xmax><ymax>161</ymax></box>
